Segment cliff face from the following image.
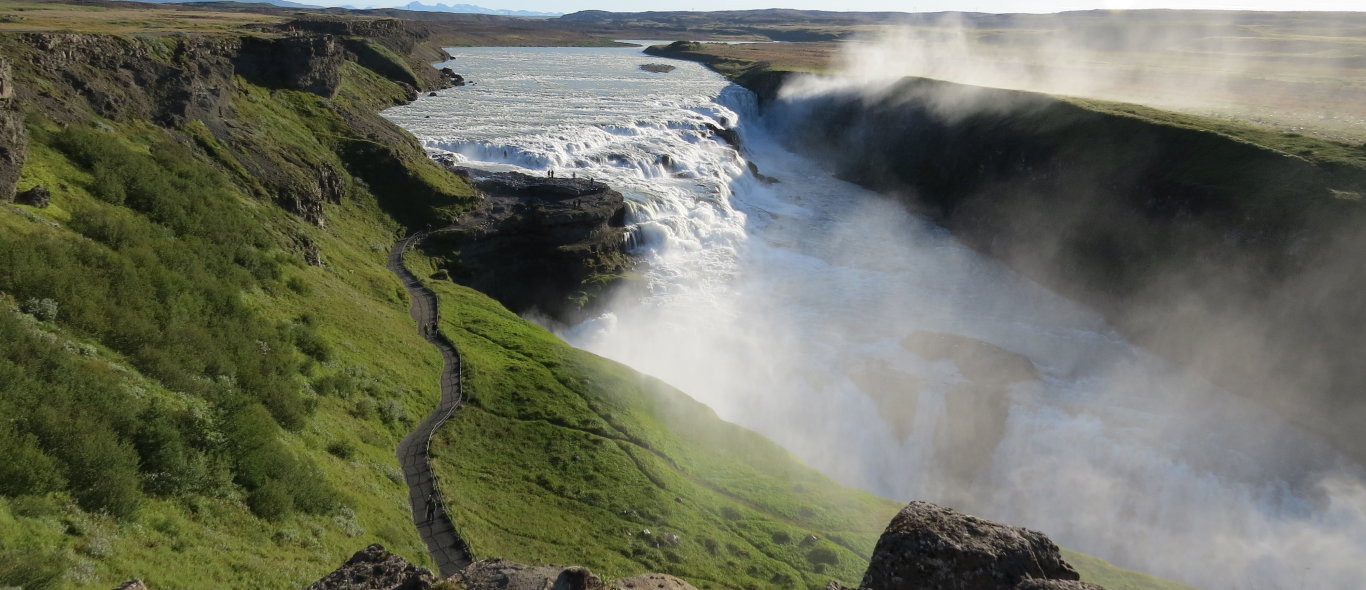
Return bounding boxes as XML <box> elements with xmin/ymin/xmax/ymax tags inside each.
<box><xmin>0</xmin><ymin>56</ymin><xmax>26</xmax><ymax>202</ymax></box>
<box><xmin>755</xmin><ymin>75</ymin><xmax>1366</xmax><ymax>462</ymax></box>
<box><xmin>2</xmin><ymin>24</ymin><xmax>452</xmax><ymax>227</ymax></box>
<box><xmin>420</xmin><ymin>166</ymin><xmax>631</xmax><ymax>322</ymax></box>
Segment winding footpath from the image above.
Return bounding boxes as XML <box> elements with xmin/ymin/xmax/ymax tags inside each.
<box><xmin>387</xmin><ymin>231</ymin><xmax>474</xmax><ymax>577</ymax></box>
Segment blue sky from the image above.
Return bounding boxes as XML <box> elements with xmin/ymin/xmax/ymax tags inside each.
<box><xmin>335</xmin><ymin>0</ymin><xmax>1364</xmax><ymax>12</ymax></box>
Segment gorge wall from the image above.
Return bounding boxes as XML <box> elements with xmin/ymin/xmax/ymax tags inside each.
<box><xmin>0</xmin><ymin>20</ymin><xmax>460</xmax><ymax>229</ymax></box>
<box><xmin>0</xmin><ymin>56</ymin><xmax>25</xmax><ymax>203</ymax></box>
<box><xmin>746</xmin><ymin>73</ymin><xmax>1366</xmax><ymax>463</ymax></box>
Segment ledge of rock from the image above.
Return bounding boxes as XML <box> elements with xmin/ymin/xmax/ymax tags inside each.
<box><xmin>306</xmin><ymin>544</ymin><xmax>435</xmax><ymax>590</ymax></box>
<box><xmin>422</xmin><ymin>162</ymin><xmax>632</xmax><ymax>322</ymax></box>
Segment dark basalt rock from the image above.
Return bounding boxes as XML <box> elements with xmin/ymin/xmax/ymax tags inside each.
<box><xmin>17</xmin><ymin>186</ymin><xmax>51</xmax><ymax>208</ymax></box>
<box><xmin>306</xmin><ymin>544</ymin><xmax>435</xmax><ymax>590</ymax></box>
<box><xmin>236</xmin><ymin>35</ymin><xmax>344</xmax><ymax>98</ymax></box>
<box><xmin>422</xmin><ymin>163</ymin><xmax>631</xmax><ymax>322</ymax></box>
<box><xmin>640</xmin><ymin>63</ymin><xmax>677</xmax><ymax>73</ymax></box>
<box><xmin>859</xmin><ymin>502</ymin><xmax>1088</xmax><ymax>590</ymax></box>
<box><xmin>747</xmin><ymin>161</ymin><xmax>778</xmax><ymax>184</ymax></box>
<box><xmin>440</xmin><ymin>67</ymin><xmax>466</xmax><ymax>86</ymax></box>
<box><xmin>705</xmin><ymin>122</ymin><xmax>741</xmax><ymax>149</ymax></box>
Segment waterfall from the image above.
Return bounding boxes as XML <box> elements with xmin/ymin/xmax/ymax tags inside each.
<box><xmin>385</xmin><ymin>45</ymin><xmax>1366</xmax><ymax>590</ymax></box>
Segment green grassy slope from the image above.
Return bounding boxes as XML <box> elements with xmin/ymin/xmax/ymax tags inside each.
<box><xmin>0</xmin><ymin>34</ymin><xmax>477</xmax><ymax>587</ymax></box>
<box><xmin>421</xmin><ymin>275</ymin><xmax>896</xmax><ymax>590</ymax></box>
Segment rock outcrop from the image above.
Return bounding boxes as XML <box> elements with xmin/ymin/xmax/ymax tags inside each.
<box><xmin>17</xmin><ymin>186</ymin><xmax>50</xmax><ymax>208</ymax></box>
<box><xmin>1</xmin><ymin>25</ymin><xmax>452</xmax><ymax>228</ymax></box>
<box><xmin>0</xmin><ymin>56</ymin><xmax>26</xmax><ymax>203</ymax></box>
<box><xmin>304</xmin><ymin>546</ymin><xmax>697</xmax><ymax>590</ymax></box>
<box><xmin>306</xmin><ymin>544</ymin><xmax>436</xmax><ymax>590</ymax></box>
<box><xmin>854</xmin><ymin>502</ymin><xmax>1093</xmax><ymax>590</ymax></box>
<box><xmin>236</xmin><ymin>35</ymin><xmax>345</xmax><ymax>98</ymax></box>
<box><xmin>422</xmin><ymin>164</ymin><xmax>631</xmax><ymax>321</ymax></box>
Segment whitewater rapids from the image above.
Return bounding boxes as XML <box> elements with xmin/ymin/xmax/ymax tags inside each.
<box><xmin>383</xmin><ymin>45</ymin><xmax>1366</xmax><ymax>590</ymax></box>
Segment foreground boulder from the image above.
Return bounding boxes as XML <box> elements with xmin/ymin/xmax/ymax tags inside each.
<box><xmin>306</xmin><ymin>544</ymin><xmax>435</xmax><ymax>590</ymax></box>
<box><xmin>17</xmin><ymin>186</ymin><xmax>51</xmax><ymax>208</ymax></box>
<box><xmin>856</xmin><ymin>502</ymin><xmax>1098</xmax><ymax>590</ymax></box>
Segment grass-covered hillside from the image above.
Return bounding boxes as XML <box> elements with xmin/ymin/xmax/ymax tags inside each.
<box><xmin>0</xmin><ymin>22</ymin><xmax>479</xmax><ymax>587</ymax></box>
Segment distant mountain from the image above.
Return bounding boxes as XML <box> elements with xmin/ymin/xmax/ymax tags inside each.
<box><xmin>394</xmin><ymin>2</ymin><xmax>559</xmax><ymax>17</ymax></box>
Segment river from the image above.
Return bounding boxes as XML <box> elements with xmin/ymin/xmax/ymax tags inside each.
<box><xmin>382</xmin><ymin>45</ymin><xmax>1366</xmax><ymax>590</ymax></box>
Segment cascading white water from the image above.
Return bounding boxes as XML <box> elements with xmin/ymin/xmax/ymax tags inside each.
<box><xmin>385</xmin><ymin>45</ymin><xmax>1366</xmax><ymax>590</ymax></box>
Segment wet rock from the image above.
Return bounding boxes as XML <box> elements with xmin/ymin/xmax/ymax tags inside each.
<box><xmin>440</xmin><ymin>68</ymin><xmax>466</xmax><ymax>86</ymax></box>
<box><xmin>305</xmin><ymin>544</ymin><xmax>435</xmax><ymax>590</ymax></box>
<box><xmin>17</xmin><ymin>186</ymin><xmax>51</xmax><ymax>208</ymax></box>
<box><xmin>747</xmin><ymin>161</ymin><xmax>778</xmax><ymax>184</ymax></box>
<box><xmin>639</xmin><ymin>63</ymin><xmax>676</xmax><ymax>73</ymax></box>
<box><xmin>705</xmin><ymin>122</ymin><xmax>741</xmax><ymax>149</ymax></box>
<box><xmin>859</xmin><ymin>501</ymin><xmax>1089</xmax><ymax>590</ymax></box>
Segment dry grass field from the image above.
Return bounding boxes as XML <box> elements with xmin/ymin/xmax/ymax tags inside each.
<box><xmin>0</xmin><ymin>0</ymin><xmax>284</xmax><ymax>34</ymax></box>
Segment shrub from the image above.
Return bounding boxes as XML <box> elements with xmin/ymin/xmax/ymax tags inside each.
<box><xmin>0</xmin><ymin>548</ymin><xmax>68</xmax><ymax>590</ymax></box>
<box><xmin>21</xmin><ymin>297</ymin><xmax>57</xmax><ymax>321</ymax></box>
<box><xmin>807</xmin><ymin>547</ymin><xmax>839</xmax><ymax>566</ymax></box>
<box><xmin>326</xmin><ymin>439</ymin><xmax>356</xmax><ymax>460</ymax></box>
<box><xmin>379</xmin><ymin>399</ymin><xmax>407</xmax><ymax>425</ymax></box>
<box><xmin>55</xmin><ymin>423</ymin><xmax>144</xmax><ymax>518</ymax></box>
<box><xmin>286</xmin><ymin>276</ymin><xmax>312</xmax><ymax>295</ymax></box>
<box><xmin>247</xmin><ymin>480</ymin><xmax>293</xmax><ymax>521</ymax></box>
<box><xmin>0</xmin><ymin>427</ymin><xmax>66</xmax><ymax>496</ymax></box>
<box><xmin>135</xmin><ymin>410</ymin><xmax>196</xmax><ymax>496</ymax></box>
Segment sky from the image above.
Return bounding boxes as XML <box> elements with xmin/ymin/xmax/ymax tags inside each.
<box><xmin>332</xmin><ymin>0</ymin><xmax>1365</xmax><ymax>12</ymax></box>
